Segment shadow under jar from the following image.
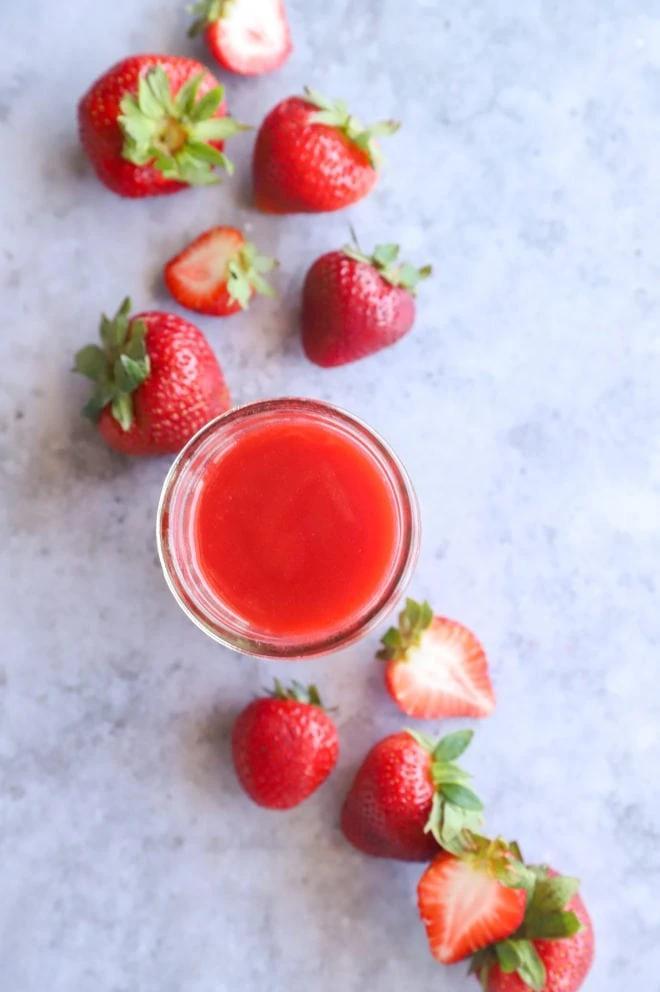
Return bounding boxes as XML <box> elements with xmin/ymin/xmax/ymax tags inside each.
<box><xmin>157</xmin><ymin>398</ymin><xmax>421</xmax><ymax>660</ymax></box>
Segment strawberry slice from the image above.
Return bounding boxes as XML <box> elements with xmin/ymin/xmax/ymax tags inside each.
<box><xmin>164</xmin><ymin>226</ymin><xmax>277</xmax><ymax>317</ymax></box>
<box><xmin>417</xmin><ymin>841</ymin><xmax>529</xmax><ymax>965</ymax></box>
<box><xmin>378</xmin><ymin>599</ymin><xmax>495</xmax><ymax>719</ymax></box>
<box><xmin>189</xmin><ymin>0</ymin><xmax>293</xmax><ymax>77</ymax></box>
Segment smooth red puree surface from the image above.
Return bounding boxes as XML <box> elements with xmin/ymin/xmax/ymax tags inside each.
<box><xmin>194</xmin><ymin>420</ymin><xmax>398</xmax><ymax>637</ymax></box>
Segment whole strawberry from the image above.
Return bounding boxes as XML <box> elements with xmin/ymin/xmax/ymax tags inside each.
<box><xmin>418</xmin><ymin>837</ymin><xmax>530</xmax><ymax>965</ymax></box>
<box><xmin>341</xmin><ymin>729</ymin><xmax>483</xmax><ymax>861</ymax></box>
<box><xmin>188</xmin><ymin>0</ymin><xmax>292</xmax><ymax>76</ymax></box>
<box><xmin>470</xmin><ymin>865</ymin><xmax>594</xmax><ymax>992</ymax></box>
<box><xmin>74</xmin><ymin>298</ymin><xmax>230</xmax><ymax>455</ymax></box>
<box><xmin>253</xmin><ymin>87</ymin><xmax>400</xmax><ymax>213</ymax></box>
<box><xmin>232</xmin><ymin>681</ymin><xmax>339</xmax><ymax>809</ymax></box>
<box><xmin>379</xmin><ymin>598</ymin><xmax>496</xmax><ymax>720</ymax></box>
<box><xmin>165</xmin><ymin>226</ymin><xmax>277</xmax><ymax>317</ymax></box>
<box><xmin>301</xmin><ymin>242</ymin><xmax>431</xmax><ymax>367</ymax></box>
<box><xmin>78</xmin><ymin>55</ymin><xmax>248</xmax><ymax>197</ymax></box>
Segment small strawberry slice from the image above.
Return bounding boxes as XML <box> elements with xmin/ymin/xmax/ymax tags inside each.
<box><xmin>189</xmin><ymin>0</ymin><xmax>292</xmax><ymax>77</ymax></box>
<box><xmin>164</xmin><ymin>226</ymin><xmax>277</xmax><ymax>317</ymax></box>
<box><xmin>417</xmin><ymin>839</ymin><xmax>530</xmax><ymax>965</ymax></box>
<box><xmin>379</xmin><ymin>599</ymin><xmax>495</xmax><ymax>719</ymax></box>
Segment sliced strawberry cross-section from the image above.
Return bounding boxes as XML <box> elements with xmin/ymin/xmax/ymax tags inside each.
<box><xmin>189</xmin><ymin>0</ymin><xmax>293</xmax><ymax>77</ymax></box>
<box><xmin>379</xmin><ymin>598</ymin><xmax>496</xmax><ymax>719</ymax></box>
<box><xmin>417</xmin><ymin>838</ymin><xmax>531</xmax><ymax>965</ymax></box>
<box><xmin>164</xmin><ymin>226</ymin><xmax>278</xmax><ymax>317</ymax></box>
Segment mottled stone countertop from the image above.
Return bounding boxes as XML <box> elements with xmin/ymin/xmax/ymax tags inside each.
<box><xmin>1</xmin><ymin>1</ymin><xmax>659</xmax><ymax>989</ymax></box>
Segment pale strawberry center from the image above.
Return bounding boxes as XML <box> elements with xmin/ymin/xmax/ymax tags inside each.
<box><xmin>178</xmin><ymin>239</ymin><xmax>235</xmax><ymax>290</ymax></box>
<box><xmin>223</xmin><ymin>0</ymin><xmax>287</xmax><ymax>56</ymax></box>
<box><xmin>408</xmin><ymin>633</ymin><xmax>493</xmax><ymax>710</ymax></box>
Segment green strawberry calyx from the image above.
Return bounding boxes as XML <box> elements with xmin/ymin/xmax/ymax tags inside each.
<box><xmin>187</xmin><ymin>0</ymin><xmax>235</xmax><ymax>36</ymax></box>
<box><xmin>304</xmin><ymin>86</ymin><xmax>401</xmax><ymax>169</ymax></box>
<box><xmin>119</xmin><ymin>65</ymin><xmax>250</xmax><ymax>186</ymax></box>
<box><xmin>406</xmin><ymin>728</ymin><xmax>485</xmax><ymax>855</ymax></box>
<box><xmin>267</xmin><ymin>680</ymin><xmax>328</xmax><ymax>709</ymax></box>
<box><xmin>377</xmin><ymin>597</ymin><xmax>434</xmax><ymax>662</ymax></box>
<box><xmin>227</xmin><ymin>242</ymin><xmax>279</xmax><ymax>310</ymax></box>
<box><xmin>468</xmin><ymin>861</ymin><xmax>585</xmax><ymax>992</ymax></box>
<box><xmin>343</xmin><ymin>244</ymin><xmax>432</xmax><ymax>297</ymax></box>
<box><xmin>73</xmin><ymin>298</ymin><xmax>150</xmax><ymax>433</ymax></box>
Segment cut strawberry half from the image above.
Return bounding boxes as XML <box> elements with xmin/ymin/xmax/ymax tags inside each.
<box><xmin>378</xmin><ymin>599</ymin><xmax>495</xmax><ymax>719</ymax></box>
<box><xmin>189</xmin><ymin>0</ymin><xmax>293</xmax><ymax>77</ymax></box>
<box><xmin>417</xmin><ymin>842</ymin><xmax>529</xmax><ymax>965</ymax></box>
<box><xmin>164</xmin><ymin>226</ymin><xmax>277</xmax><ymax>317</ymax></box>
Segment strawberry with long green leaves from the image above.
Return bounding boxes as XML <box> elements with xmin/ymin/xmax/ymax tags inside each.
<box><xmin>301</xmin><ymin>241</ymin><xmax>431</xmax><ymax>367</ymax></box>
<box><xmin>470</xmin><ymin>861</ymin><xmax>594</xmax><ymax>992</ymax></box>
<box><xmin>78</xmin><ymin>55</ymin><xmax>249</xmax><ymax>197</ymax></box>
<box><xmin>253</xmin><ymin>87</ymin><xmax>400</xmax><ymax>213</ymax></box>
<box><xmin>380</xmin><ymin>598</ymin><xmax>496</xmax><ymax>719</ymax></box>
<box><xmin>341</xmin><ymin>728</ymin><xmax>484</xmax><ymax>862</ymax></box>
<box><xmin>74</xmin><ymin>299</ymin><xmax>230</xmax><ymax>455</ymax></box>
<box><xmin>188</xmin><ymin>0</ymin><xmax>292</xmax><ymax>77</ymax></box>
<box><xmin>418</xmin><ymin>836</ymin><xmax>532</xmax><ymax>965</ymax></box>
<box><xmin>164</xmin><ymin>226</ymin><xmax>278</xmax><ymax>316</ymax></box>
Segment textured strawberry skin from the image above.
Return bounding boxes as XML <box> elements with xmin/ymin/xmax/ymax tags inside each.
<box><xmin>78</xmin><ymin>55</ymin><xmax>227</xmax><ymax>198</ymax></box>
<box><xmin>232</xmin><ymin>698</ymin><xmax>339</xmax><ymax>809</ymax></box>
<box><xmin>205</xmin><ymin>0</ymin><xmax>292</xmax><ymax>76</ymax></box>
<box><xmin>341</xmin><ymin>732</ymin><xmax>441</xmax><ymax>861</ymax></box>
<box><xmin>301</xmin><ymin>251</ymin><xmax>416</xmax><ymax>367</ymax></box>
<box><xmin>97</xmin><ymin>311</ymin><xmax>230</xmax><ymax>455</ymax></box>
<box><xmin>253</xmin><ymin>97</ymin><xmax>377</xmax><ymax>213</ymax></box>
<box><xmin>485</xmin><ymin>873</ymin><xmax>595</xmax><ymax>992</ymax></box>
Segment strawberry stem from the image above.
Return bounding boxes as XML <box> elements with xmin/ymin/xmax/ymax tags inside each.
<box><xmin>119</xmin><ymin>65</ymin><xmax>250</xmax><ymax>186</ymax></box>
<box><xmin>74</xmin><ymin>298</ymin><xmax>150</xmax><ymax>432</ymax></box>
<box><xmin>303</xmin><ymin>86</ymin><xmax>400</xmax><ymax>169</ymax></box>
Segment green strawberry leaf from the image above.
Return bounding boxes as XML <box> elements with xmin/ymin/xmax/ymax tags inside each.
<box><xmin>189</xmin><ymin>85</ymin><xmax>224</xmax><ymax>123</ymax></box>
<box><xmin>432</xmin><ymin>729</ymin><xmax>474</xmax><ymax>763</ymax></box>
<box><xmin>114</xmin><ymin>354</ymin><xmax>150</xmax><ymax>394</ymax></box>
<box><xmin>431</xmin><ymin>762</ymin><xmax>471</xmax><ymax>786</ymax></box>
<box><xmin>111</xmin><ymin>393</ymin><xmax>134</xmax><ymax>432</ymax></box>
<box><xmin>441</xmin><ymin>783</ymin><xmax>484</xmax><ymax>812</ymax></box>
<box><xmin>524</xmin><ymin>909</ymin><xmax>583</xmax><ymax>941</ymax></box>
<box><xmin>119</xmin><ymin>66</ymin><xmax>248</xmax><ymax>186</ymax></box>
<box><xmin>512</xmin><ymin>941</ymin><xmax>546</xmax><ymax>991</ymax></box>
<box><xmin>529</xmin><ymin>876</ymin><xmax>581</xmax><ymax>915</ymax></box>
<box><xmin>74</xmin><ymin>344</ymin><xmax>106</xmax><ymax>380</ymax></box>
<box><xmin>495</xmin><ymin>940</ymin><xmax>521</xmax><ymax>973</ymax></box>
<box><xmin>377</xmin><ymin>598</ymin><xmax>433</xmax><ymax>660</ymax></box>
<box><xmin>372</xmin><ymin>243</ymin><xmax>400</xmax><ymax>266</ymax></box>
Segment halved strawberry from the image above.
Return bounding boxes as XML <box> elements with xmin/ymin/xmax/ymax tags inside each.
<box><xmin>189</xmin><ymin>0</ymin><xmax>292</xmax><ymax>77</ymax></box>
<box><xmin>378</xmin><ymin>599</ymin><xmax>495</xmax><ymax>719</ymax></box>
<box><xmin>164</xmin><ymin>226</ymin><xmax>277</xmax><ymax>317</ymax></box>
<box><xmin>417</xmin><ymin>839</ymin><xmax>529</xmax><ymax>965</ymax></box>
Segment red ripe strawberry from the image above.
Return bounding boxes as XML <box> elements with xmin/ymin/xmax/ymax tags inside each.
<box><xmin>471</xmin><ymin>866</ymin><xmax>594</xmax><ymax>992</ymax></box>
<box><xmin>188</xmin><ymin>0</ymin><xmax>292</xmax><ymax>76</ymax></box>
<box><xmin>231</xmin><ymin>681</ymin><xmax>339</xmax><ymax>809</ymax></box>
<box><xmin>164</xmin><ymin>226</ymin><xmax>278</xmax><ymax>317</ymax></box>
<box><xmin>253</xmin><ymin>87</ymin><xmax>400</xmax><ymax>213</ymax></box>
<box><xmin>78</xmin><ymin>55</ymin><xmax>249</xmax><ymax>197</ymax></box>
<box><xmin>379</xmin><ymin>599</ymin><xmax>496</xmax><ymax>720</ymax></box>
<box><xmin>341</xmin><ymin>729</ymin><xmax>484</xmax><ymax>861</ymax></box>
<box><xmin>301</xmin><ymin>242</ymin><xmax>431</xmax><ymax>367</ymax></box>
<box><xmin>74</xmin><ymin>298</ymin><xmax>230</xmax><ymax>455</ymax></box>
<box><xmin>418</xmin><ymin>839</ymin><xmax>530</xmax><ymax>965</ymax></box>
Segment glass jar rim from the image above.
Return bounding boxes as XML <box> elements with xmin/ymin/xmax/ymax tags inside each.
<box><xmin>156</xmin><ymin>397</ymin><xmax>421</xmax><ymax>660</ymax></box>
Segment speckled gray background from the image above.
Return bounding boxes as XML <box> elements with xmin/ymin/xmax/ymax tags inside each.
<box><xmin>2</xmin><ymin>1</ymin><xmax>659</xmax><ymax>989</ymax></box>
